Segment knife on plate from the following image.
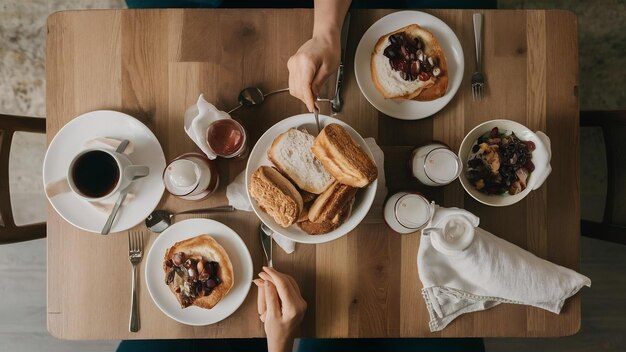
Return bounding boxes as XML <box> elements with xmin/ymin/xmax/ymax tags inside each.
<box><xmin>331</xmin><ymin>12</ymin><xmax>350</xmax><ymax>113</ymax></box>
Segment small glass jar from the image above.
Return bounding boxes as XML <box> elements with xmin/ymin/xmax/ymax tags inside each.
<box><xmin>410</xmin><ymin>142</ymin><xmax>462</xmax><ymax>186</ymax></box>
<box><xmin>383</xmin><ymin>192</ymin><xmax>433</xmax><ymax>234</ymax></box>
<box><xmin>206</xmin><ymin>119</ymin><xmax>248</xmax><ymax>159</ymax></box>
<box><xmin>162</xmin><ymin>153</ymin><xmax>219</xmax><ymax>200</ymax></box>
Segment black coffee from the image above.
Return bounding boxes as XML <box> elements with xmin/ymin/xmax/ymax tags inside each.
<box><xmin>71</xmin><ymin>150</ymin><xmax>120</xmax><ymax>198</ymax></box>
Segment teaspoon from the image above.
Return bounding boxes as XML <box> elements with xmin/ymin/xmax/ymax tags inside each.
<box><xmin>227</xmin><ymin>87</ymin><xmax>289</xmax><ymax>114</ymax></box>
<box><xmin>145</xmin><ymin>205</ymin><xmax>235</xmax><ymax>233</ymax></box>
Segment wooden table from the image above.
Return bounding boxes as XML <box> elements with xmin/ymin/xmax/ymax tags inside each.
<box><xmin>46</xmin><ymin>9</ymin><xmax>580</xmax><ymax>339</ymax></box>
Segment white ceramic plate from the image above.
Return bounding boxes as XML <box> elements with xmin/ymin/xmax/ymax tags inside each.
<box><xmin>144</xmin><ymin>218</ymin><xmax>253</xmax><ymax>326</ymax></box>
<box><xmin>459</xmin><ymin>119</ymin><xmax>552</xmax><ymax>207</ymax></box>
<box><xmin>43</xmin><ymin>110</ymin><xmax>166</xmax><ymax>233</ymax></box>
<box><xmin>245</xmin><ymin>114</ymin><xmax>377</xmax><ymax>244</ymax></box>
<box><xmin>354</xmin><ymin>11</ymin><xmax>464</xmax><ymax>120</ymax></box>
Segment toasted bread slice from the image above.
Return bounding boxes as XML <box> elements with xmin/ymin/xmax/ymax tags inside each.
<box><xmin>249</xmin><ymin>166</ymin><xmax>303</xmax><ymax>227</ymax></box>
<box><xmin>371</xmin><ymin>24</ymin><xmax>448</xmax><ymax>101</ymax></box>
<box><xmin>307</xmin><ymin>181</ymin><xmax>358</xmax><ymax>223</ymax></box>
<box><xmin>311</xmin><ymin>124</ymin><xmax>377</xmax><ymax>188</ymax></box>
<box><xmin>268</xmin><ymin>128</ymin><xmax>335</xmax><ymax>194</ymax></box>
<box><xmin>299</xmin><ymin>196</ymin><xmax>354</xmax><ymax>235</ymax></box>
<box><xmin>163</xmin><ymin>235</ymin><xmax>234</xmax><ymax>309</ymax></box>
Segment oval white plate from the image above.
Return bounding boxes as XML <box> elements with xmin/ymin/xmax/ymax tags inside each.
<box><xmin>354</xmin><ymin>11</ymin><xmax>464</xmax><ymax>120</ymax></box>
<box><xmin>245</xmin><ymin>114</ymin><xmax>377</xmax><ymax>244</ymax></box>
<box><xmin>145</xmin><ymin>218</ymin><xmax>253</xmax><ymax>326</ymax></box>
<box><xmin>459</xmin><ymin>119</ymin><xmax>552</xmax><ymax>207</ymax></box>
<box><xmin>43</xmin><ymin>110</ymin><xmax>166</xmax><ymax>233</ymax></box>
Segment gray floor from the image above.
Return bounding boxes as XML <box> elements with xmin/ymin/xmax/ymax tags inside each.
<box><xmin>1</xmin><ymin>0</ymin><xmax>625</xmax><ymax>351</ymax></box>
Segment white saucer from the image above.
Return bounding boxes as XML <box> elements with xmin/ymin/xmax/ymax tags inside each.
<box><xmin>144</xmin><ymin>219</ymin><xmax>253</xmax><ymax>326</ymax></box>
<box><xmin>354</xmin><ymin>11</ymin><xmax>464</xmax><ymax>120</ymax></box>
<box><xmin>43</xmin><ymin>110</ymin><xmax>166</xmax><ymax>234</ymax></box>
<box><xmin>245</xmin><ymin>114</ymin><xmax>377</xmax><ymax>244</ymax></box>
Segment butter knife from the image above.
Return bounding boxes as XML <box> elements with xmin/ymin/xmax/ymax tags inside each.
<box><xmin>260</xmin><ymin>223</ymin><xmax>273</xmax><ymax>267</ymax></box>
<box><xmin>331</xmin><ymin>12</ymin><xmax>350</xmax><ymax>113</ymax></box>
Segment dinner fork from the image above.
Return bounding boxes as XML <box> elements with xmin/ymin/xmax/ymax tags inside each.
<box><xmin>128</xmin><ymin>231</ymin><xmax>144</xmax><ymax>332</ymax></box>
<box><xmin>471</xmin><ymin>13</ymin><xmax>485</xmax><ymax>101</ymax></box>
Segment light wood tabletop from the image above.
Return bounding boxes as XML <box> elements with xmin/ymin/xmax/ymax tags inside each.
<box><xmin>46</xmin><ymin>9</ymin><xmax>580</xmax><ymax>339</ymax></box>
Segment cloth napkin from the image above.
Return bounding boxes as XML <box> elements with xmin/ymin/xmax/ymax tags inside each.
<box><xmin>226</xmin><ymin>137</ymin><xmax>388</xmax><ymax>254</ymax></box>
<box><xmin>184</xmin><ymin>94</ymin><xmax>231</xmax><ymax>160</ymax></box>
<box><xmin>418</xmin><ymin>204</ymin><xmax>591</xmax><ymax>332</ymax></box>
<box><xmin>44</xmin><ymin>137</ymin><xmax>135</xmax><ymax>212</ymax></box>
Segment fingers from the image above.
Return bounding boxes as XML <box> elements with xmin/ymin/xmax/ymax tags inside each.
<box><xmin>261</xmin><ymin>267</ymin><xmax>299</xmax><ymax>302</ymax></box>
<box><xmin>264</xmin><ymin>281</ymin><xmax>281</xmax><ymax>318</ymax></box>
<box><xmin>311</xmin><ymin>62</ymin><xmax>333</xmax><ymax>98</ymax></box>
<box><xmin>288</xmin><ymin>53</ymin><xmax>317</xmax><ymax>112</ymax></box>
<box><xmin>253</xmin><ymin>279</ymin><xmax>266</xmax><ymax>320</ymax></box>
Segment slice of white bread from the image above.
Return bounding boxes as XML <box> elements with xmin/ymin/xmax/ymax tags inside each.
<box><xmin>268</xmin><ymin>128</ymin><xmax>335</xmax><ymax>194</ymax></box>
<box><xmin>371</xmin><ymin>24</ymin><xmax>448</xmax><ymax>100</ymax></box>
<box><xmin>249</xmin><ymin>166</ymin><xmax>303</xmax><ymax>227</ymax></box>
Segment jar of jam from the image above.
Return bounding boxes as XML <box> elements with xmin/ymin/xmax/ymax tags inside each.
<box><xmin>206</xmin><ymin>119</ymin><xmax>248</xmax><ymax>159</ymax></box>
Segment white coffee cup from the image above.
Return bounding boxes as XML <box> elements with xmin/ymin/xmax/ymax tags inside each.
<box><xmin>67</xmin><ymin>148</ymin><xmax>149</xmax><ymax>202</ymax></box>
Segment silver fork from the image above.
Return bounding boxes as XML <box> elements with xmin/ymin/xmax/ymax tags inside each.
<box><xmin>128</xmin><ymin>231</ymin><xmax>143</xmax><ymax>332</ymax></box>
<box><xmin>471</xmin><ymin>13</ymin><xmax>485</xmax><ymax>101</ymax></box>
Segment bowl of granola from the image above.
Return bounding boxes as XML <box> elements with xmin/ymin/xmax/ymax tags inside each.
<box><xmin>459</xmin><ymin>119</ymin><xmax>552</xmax><ymax>207</ymax></box>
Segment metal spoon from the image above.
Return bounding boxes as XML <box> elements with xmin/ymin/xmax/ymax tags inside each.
<box><xmin>227</xmin><ymin>87</ymin><xmax>289</xmax><ymax>114</ymax></box>
<box><xmin>145</xmin><ymin>205</ymin><xmax>235</xmax><ymax>233</ymax></box>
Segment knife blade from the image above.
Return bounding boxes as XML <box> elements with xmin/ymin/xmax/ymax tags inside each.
<box><xmin>331</xmin><ymin>12</ymin><xmax>350</xmax><ymax>113</ymax></box>
<box><xmin>260</xmin><ymin>223</ymin><xmax>273</xmax><ymax>267</ymax></box>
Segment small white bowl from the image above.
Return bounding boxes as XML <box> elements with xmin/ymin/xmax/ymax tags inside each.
<box><xmin>458</xmin><ymin>119</ymin><xmax>552</xmax><ymax>207</ymax></box>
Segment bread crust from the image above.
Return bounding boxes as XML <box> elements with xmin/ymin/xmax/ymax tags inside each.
<box><xmin>307</xmin><ymin>181</ymin><xmax>358</xmax><ymax>223</ymax></box>
<box><xmin>163</xmin><ymin>235</ymin><xmax>234</xmax><ymax>309</ymax></box>
<box><xmin>299</xmin><ymin>196</ymin><xmax>354</xmax><ymax>235</ymax></box>
<box><xmin>249</xmin><ymin>166</ymin><xmax>303</xmax><ymax>227</ymax></box>
<box><xmin>370</xmin><ymin>23</ymin><xmax>448</xmax><ymax>101</ymax></box>
<box><xmin>311</xmin><ymin>124</ymin><xmax>377</xmax><ymax>188</ymax></box>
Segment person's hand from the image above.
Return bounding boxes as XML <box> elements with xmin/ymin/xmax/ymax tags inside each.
<box><xmin>287</xmin><ymin>34</ymin><xmax>340</xmax><ymax>112</ymax></box>
<box><xmin>253</xmin><ymin>267</ymin><xmax>307</xmax><ymax>352</ymax></box>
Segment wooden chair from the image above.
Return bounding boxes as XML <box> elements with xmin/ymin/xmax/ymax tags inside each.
<box><xmin>0</xmin><ymin>113</ymin><xmax>46</xmax><ymax>244</ymax></box>
<box><xmin>580</xmin><ymin>110</ymin><xmax>626</xmax><ymax>245</ymax></box>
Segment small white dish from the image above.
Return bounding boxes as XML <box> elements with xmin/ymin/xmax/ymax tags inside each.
<box><xmin>354</xmin><ymin>10</ymin><xmax>464</xmax><ymax>120</ymax></box>
<box><xmin>43</xmin><ymin>110</ymin><xmax>166</xmax><ymax>233</ymax></box>
<box><xmin>246</xmin><ymin>114</ymin><xmax>377</xmax><ymax>244</ymax></box>
<box><xmin>459</xmin><ymin>119</ymin><xmax>552</xmax><ymax>207</ymax></box>
<box><xmin>144</xmin><ymin>218</ymin><xmax>253</xmax><ymax>326</ymax></box>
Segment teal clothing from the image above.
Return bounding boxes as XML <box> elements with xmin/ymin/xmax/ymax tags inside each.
<box><xmin>126</xmin><ymin>0</ymin><xmax>497</xmax><ymax>9</ymax></box>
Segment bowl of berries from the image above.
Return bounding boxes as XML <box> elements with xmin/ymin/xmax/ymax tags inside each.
<box><xmin>459</xmin><ymin>119</ymin><xmax>552</xmax><ymax>207</ymax></box>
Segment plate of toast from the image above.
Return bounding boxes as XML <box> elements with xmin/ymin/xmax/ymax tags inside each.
<box><xmin>144</xmin><ymin>218</ymin><xmax>253</xmax><ymax>326</ymax></box>
<box><xmin>354</xmin><ymin>11</ymin><xmax>464</xmax><ymax>120</ymax></box>
<box><xmin>246</xmin><ymin>114</ymin><xmax>378</xmax><ymax>244</ymax></box>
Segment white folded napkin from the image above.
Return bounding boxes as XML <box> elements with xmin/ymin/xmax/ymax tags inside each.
<box><xmin>226</xmin><ymin>137</ymin><xmax>388</xmax><ymax>253</ymax></box>
<box><xmin>184</xmin><ymin>94</ymin><xmax>231</xmax><ymax>160</ymax></box>
<box><xmin>418</xmin><ymin>204</ymin><xmax>591</xmax><ymax>332</ymax></box>
<box><xmin>44</xmin><ymin>137</ymin><xmax>135</xmax><ymax>212</ymax></box>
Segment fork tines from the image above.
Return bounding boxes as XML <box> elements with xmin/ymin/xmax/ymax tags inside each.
<box><xmin>128</xmin><ymin>231</ymin><xmax>144</xmax><ymax>257</ymax></box>
<box><xmin>472</xmin><ymin>83</ymin><xmax>485</xmax><ymax>102</ymax></box>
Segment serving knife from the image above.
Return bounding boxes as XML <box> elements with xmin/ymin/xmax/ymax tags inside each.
<box><xmin>260</xmin><ymin>223</ymin><xmax>273</xmax><ymax>267</ymax></box>
<box><xmin>331</xmin><ymin>12</ymin><xmax>351</xmax><ymax>113</ymax></box>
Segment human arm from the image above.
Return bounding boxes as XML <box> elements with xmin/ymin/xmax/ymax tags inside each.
<box><xmin>287</xmin><ymin>0</ymin><xmax>352</xmax><ymax>112</ymax></box>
